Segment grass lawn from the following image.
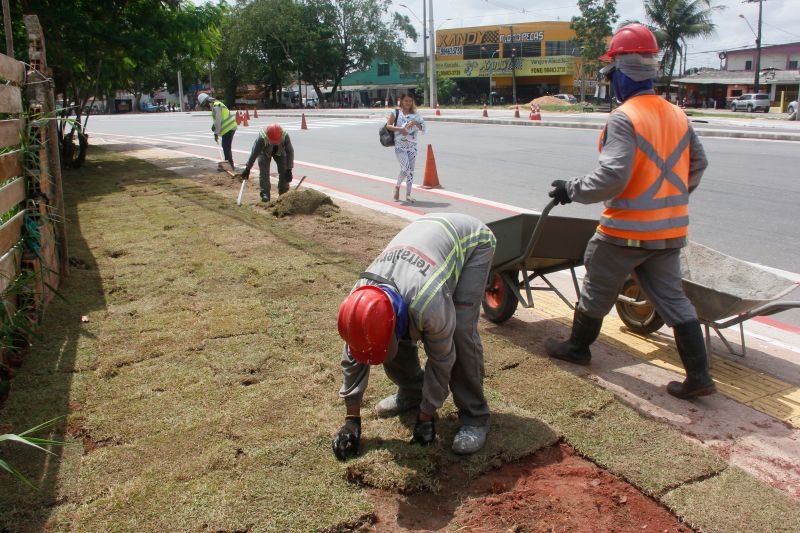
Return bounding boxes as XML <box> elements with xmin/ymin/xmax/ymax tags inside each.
<box><xmin>0</xmin><ymin>148</ymin><xmax>798</xmax><ymax>532</ymax></box>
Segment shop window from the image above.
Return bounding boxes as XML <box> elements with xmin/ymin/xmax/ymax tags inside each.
<box><xmin>745</xmin><ymin>60</ymin><xmax>752</xmax><ymax>71</ymax></box>
<box><xmin>503</xmin><ymin>41</ymin><xmax>541</xmax><ymax>58</ymax></box>
<box><xmin>731</xmin><ymin>89</ymin><xmax>743</xmax><ymax>97</ymax></box>
<box><xmin>545</xmin><ymin>40</ymin><xmax>579</xmax><ymax>57</ymax></box>
<box><xmin>465</xmin><ymin>44</ymin><xmax>499</xmax><ymax>59</ymax></box>
<box><xmin>378</xmin><ymin>63</ymin><xmax>390</xmax><ymax>76</ymax></box>
<box><xmin>789</xmin><ymin>60</ymin><xmax>798</xmax><ymax>69</ymax></box>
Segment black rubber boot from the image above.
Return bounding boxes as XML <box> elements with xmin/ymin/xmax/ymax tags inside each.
<box><xmin>667</xmin><ymin>320</ymin><xmax>717</xmax><ymax>399</ymax></box>
<box><xmin>544</xmin><ymin>310</ymin><xmax>603</xmax><ymax>366</ymax></box>
<box><xmin>260</xmin><ymin>192</ymin><xmax>270</xmax><ymax>202</ymax></box>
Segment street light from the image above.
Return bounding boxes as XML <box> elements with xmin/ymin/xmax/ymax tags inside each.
<box><xmin>399</xmin><ymin>3</ymin><xmax>428</xmax><ymax>106</ymax></box>
<box><xmin>502</xmin><ymin>25</ymin><xmax>517</xmax><ymax>104</ymax></box>
<box><xmin>739</xmin><ymin>7</ymin><xmax>763</xmax><ymax>93</ymax></box>
<box><xmin>481</xmin><ymin>46</ymin><xmax>500</xmax><ymax>105</ymax></box>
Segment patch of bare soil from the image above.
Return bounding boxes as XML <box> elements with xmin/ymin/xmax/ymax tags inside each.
<box><xmin>365</xmin><ymin>444</ymin><xmax>690</xmax><ymax>533</ymax></box>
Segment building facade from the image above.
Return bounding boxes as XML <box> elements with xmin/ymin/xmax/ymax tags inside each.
<box><xmin>676</xmin><ymin>42</ymin><xmax>800</xmax><ymax>109</ymax></box>
<box><xmin>339</xmin><ymin>55</ymin><xmax>424</xmax><ymax>107</ymax></box>
<box><xmin>434</xmin><ymin>21</ymin><xmax>580</xmax><ymax>103</ymax></box>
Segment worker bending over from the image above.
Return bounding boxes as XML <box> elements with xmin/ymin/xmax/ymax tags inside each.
<box><xmin>240</xmin><ymin>123</ymin><xmax>294</xmax><ymax>202</ymax></box>
<box><xmin>545</xmin><ymin>24</ymin><xmax>716</xmax><ymax>400</ymax></box>
<box><xmin>197</xmin><ymin>93</ymin><xmax>237</xmax><ymax>171</ymax></box>
<box><xmin>333</xmin><ymin>214</ymin><xmax>496</xmax><ymax>460</ymax></box>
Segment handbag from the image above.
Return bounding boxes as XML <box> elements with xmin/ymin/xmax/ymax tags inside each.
<box><xmin>379</xmin><ymin>109</ymin><xmax>400</xmax><ymax>147</ymax></box>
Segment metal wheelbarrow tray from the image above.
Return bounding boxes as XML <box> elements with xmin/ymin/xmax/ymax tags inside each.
<box><xmin>482</xmin><ymin>201</ymin><xmax>599</xmax><ymax>323</ymax></box>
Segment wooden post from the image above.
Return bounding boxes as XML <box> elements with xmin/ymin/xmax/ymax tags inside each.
<box><xmin>23</xmin><ymin>15</ymin><xmax>68</xmax><ymax>276</ymax></box>
<box><xmin>1</xmin><ymin>0</ymin><xmax>12</xmax><ymax>57</ymax></box>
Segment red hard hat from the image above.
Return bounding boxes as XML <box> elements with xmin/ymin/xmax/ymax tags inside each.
<box><xmin>599</xmin><ymin>23</ymin><xmax>659</xmax><ymax>61</ymax></box>
<box><xmin>266</xmin><ymin>123</ymin><xmax>283</xmax><ymax>144</ymax></box>
<box><xmin>338</xmin><ymin>285</ymin><xmax>396</xmax><ymax>365</ymax></box>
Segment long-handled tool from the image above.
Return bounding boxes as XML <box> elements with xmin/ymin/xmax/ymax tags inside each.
<box><xmin>236</xmin><ymin>177</ymin><xmax>247</xmax><ymax>206</ymax></box>
<box><xmin>215</xmin><ymin>139</ymin><xmax>236</xmax><ymax>178</ymax></box>
<box><xmin>293</xmin><ymin>175</ymin><xmax>307</xmax><ymax>191</ymax></box>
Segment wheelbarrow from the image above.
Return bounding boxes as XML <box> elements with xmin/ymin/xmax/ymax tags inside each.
<box><xmin>616</xmin><ymin>241</ymin><xmax>800</xmax><ymax>356</ymax></box>
<box><xmin>482</xmin><ymin>200</ymin><xmax>599</xmax><ymax>322</ymax></box>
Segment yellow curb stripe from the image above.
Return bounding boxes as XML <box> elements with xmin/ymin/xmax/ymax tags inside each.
<box><xmin>531</xmin><ymin>291</ymin><xmax>800</xmax><ymax>428</ymax></box>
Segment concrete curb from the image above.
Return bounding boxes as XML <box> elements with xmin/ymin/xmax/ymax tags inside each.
<box><xmin>256</xmin><ymin>111</ymin><xmax>800</xmax><ymax>142</ymax></box>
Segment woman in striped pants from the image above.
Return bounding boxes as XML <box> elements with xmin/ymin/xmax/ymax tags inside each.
<box><xmin>386</xmin><ymin>94</ymin><xmax>426</xmax><ymax>203</ymax></box>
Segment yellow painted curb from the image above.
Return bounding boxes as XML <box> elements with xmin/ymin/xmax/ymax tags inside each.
<box><xmin>532</xmin><ymin>291</ymin><xmax>800</xmax><ymax>428</ymax></box>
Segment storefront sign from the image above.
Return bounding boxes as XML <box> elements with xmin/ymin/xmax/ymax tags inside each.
<box><xmin>436</xmin><ymin>46</ymin><xmax>463</xmax><ymax>56</ymax></box>
<box><xmin>436</xmin><ymin>56</ymin><xmax>574</xmax><ymax>78</ymax></box>
<box><xmin>499</xmin><ymin>32</ymin><xmax>544</xmax><ymax>43</ymax></box>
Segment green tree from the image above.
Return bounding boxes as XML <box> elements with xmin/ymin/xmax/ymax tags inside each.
<box><xmin>571</xmin><ymin>0</ymin><xmax>618</xmax><ymax>102</ymax></box>
<box><xmin>436</xmin><ymin>76</ymin><xmax>456</xmax><ymax>105</ymax></box>
<box><xmin>644</xmin><ymin>0</ymin><xmax>722</xmax><ymax>99</ymax></box>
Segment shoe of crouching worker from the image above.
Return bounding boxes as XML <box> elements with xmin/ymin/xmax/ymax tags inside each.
<box><xmin>452</xmin><ymin>425</ymin><xmax>489</xmax><ymax>455</ymax></box>
<box><xmin>374</xmin><ymin>394</ymin><xmax>421</xmax><ymax>418</ymax></box>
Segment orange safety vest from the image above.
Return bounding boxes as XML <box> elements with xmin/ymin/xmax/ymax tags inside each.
<box><xmin>597</xmin><ymin>95</ymin><xmax>692</xmax><ymax>244</ymax></box>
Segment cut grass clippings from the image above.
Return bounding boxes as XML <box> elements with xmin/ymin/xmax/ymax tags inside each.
<box><xmin>0</xmin><ymin>146</ymin><xmax>798</xmax><ymax>532</ymax></box>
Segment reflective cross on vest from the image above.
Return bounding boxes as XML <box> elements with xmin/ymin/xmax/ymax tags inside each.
<box><xmin>597</xmin><ymin>95</ymin><xmax>691</xmax><ymax>244</ymax></box>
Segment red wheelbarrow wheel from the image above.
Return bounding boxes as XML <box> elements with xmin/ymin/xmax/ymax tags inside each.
<box><xmin>482</xmin><ymin>271</ymin><xmax>518</xmax><ymax>323</ymax></box>
<box><xmin>615</xmin><ymin>277</ymin><xmax>665</xmax><ymax>334</ymax></box>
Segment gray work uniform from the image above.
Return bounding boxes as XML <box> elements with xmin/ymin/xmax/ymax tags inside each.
<box><xmin>565</xmin><ymin>90</ymin><xmax>709</xmax><ymax>327</ymax></box>
<box><xmin>339</xmin><ymin>213</ymin><xmax>496</xmax><ymax>426</ymax></box>
<box><xmin>242</xmin><ymin>133</ymin><xmax>295</xmax><ymax>196</ymax></box>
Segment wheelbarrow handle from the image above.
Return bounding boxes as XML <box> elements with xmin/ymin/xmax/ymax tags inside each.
<box><xmin>521</xmin><ymin>199</ymin><xmax>558</xmax><ymax>263</ymax></box>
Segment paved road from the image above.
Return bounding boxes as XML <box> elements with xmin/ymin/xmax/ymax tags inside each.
<box><xmin>89</xmin><ymin>111</ymin><xmax>800</xmax><ymax>326</ymax></box>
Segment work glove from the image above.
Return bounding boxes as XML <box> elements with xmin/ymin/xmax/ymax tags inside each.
<box><xmin>548</xmin><ymin>180</ymin><xmax>572</xmax><ymax>205</ymax></box>
<box><xmin>332</xmin><ymin>416</ymin><xmax>361</xmax><ymax>461</ymax></box>
<box><xmin>285</xmin><ymin>169</ymin><xmax>293</xmax><ymax>182</ymax></box>
<box><xmin>412</xmin><ymin>415</ymin><xmax>436</xmax><ymax>446</ymax></box>
<box><xmin>214</xmin><ymin>134</ymin><xmax>219</xmax><ymax>143</ymax></box>
<box><xmin>240</xmin><ymin>168</ymin><xmax>250</xmax><ymax>181</ymax></box>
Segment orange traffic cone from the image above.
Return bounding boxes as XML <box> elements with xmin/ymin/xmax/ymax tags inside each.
<box><xmin>254</xmin><ymin>108</ymin><xmax>259</xmax><ymax>118</ymax></box>
<box><xmin>421</xmin><ymin>145</ymin><xmax>443</xmax><ymax>189</ymax></box>
<box><xmin>482</xmin><ymin>104</ymin><xmax>488</xmax><ymax>118</ymax></box>
<box><xmin>245</xmin><ymin>109</ymin><xmax>250</xmax><ymax>120</ymax></box>
<box><xmin>301</xmin><ymin>113</ymin><xmax>308</xmax><ymax>130</ymax></box>
<box><xmin>514</xmin><ymin>105</ymin><xmax>520</xmax><ymax>119</ymax></box>
<box><xmin>235</xmin><ymin>110</ymin><xmax>242</xmax><ymax>125</ymax></box>
<box><xmin>243</xmin><ymin>112</ymin><xmax>249</xmax><ymax>127</ymax></box>
<box><xmin>435</xmin><ymin>104</ymin><xmax>441</xmax><ymax>116</ymax></box>
<box><xmin>530</xmin><ymin>104</ymin><xmax>541</xmax><ymax>121</ymax></box>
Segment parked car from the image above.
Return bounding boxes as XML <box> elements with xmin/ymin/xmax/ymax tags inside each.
<box><xmin>788</xmin><ymin>100</ymin><xmax>797</xmax><ymax>115</ymax></box>
<box><xmin>730</xmin><ymin>93</ymin><xmax>770</xmax><ymax>113</ymax></box>
<box><xmin>140</xmin><ymin>102</ymin><xmax>165</xmax><ymax>113</ymax></box>
<box><xmin>554</xmin><ymin>93</ymin><xmax>578</xmax><ymax>104</ymax></box>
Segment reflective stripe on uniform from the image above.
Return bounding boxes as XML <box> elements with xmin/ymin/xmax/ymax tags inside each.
<box><xmin>598</xmin><ymin>96</ymin><xmax>691</xmax><ymax>242</ymax></box>
<box><xmin>213</xmin><ymin>101</ymin><xmax>237</xmax><ymax>136</ymax></box>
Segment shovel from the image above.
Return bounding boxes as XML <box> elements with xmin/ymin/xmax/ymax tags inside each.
<box><xmin>216</xmin><ymin>140</ymin><xmax>236</xmax><ymax>178</ymax></box>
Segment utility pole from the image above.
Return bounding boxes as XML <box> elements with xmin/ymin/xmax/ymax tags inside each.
<box><xmin>177</xmin><ymin>69</ymin><xmax>185</xmax><ymax>112</ymax></box>
<box><xmin>744</xmin><ymin>0</ymin><xmax>765</xmax><ymax>93</ymax></box>
<box><xmin>422</xmin><ymin>0</ymin><xmax>428</xmax><ymax>106</ymax></box>
<box><xmin>503</xmin><ymin>25</ymin><xmax>517</xmax><ymax>105</ymax></box>
<box><xmin>428</xmin><ymin>0</ymin><xmax>436</xmax><ymax>108</ymax></box>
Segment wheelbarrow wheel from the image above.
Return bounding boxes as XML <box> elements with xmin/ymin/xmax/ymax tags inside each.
<box><xmin>615</xmin><ymin>278</ymin><xmax>665</xmax><ymax>334</ymax></box>
<box><xmin>482</xmin><ymin>272</ymin><xmax>518</xmax><ymax>323</ymax></box>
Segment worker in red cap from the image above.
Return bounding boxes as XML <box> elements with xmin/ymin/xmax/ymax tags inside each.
<box><xmin>240</xmin><ymin>123</ymin><xmax>294</xmax><ymax>202</ymax></box>
<box><xmin>544</xmin><ymin>24</ymin><xmax>715</xmax><ymax>400</ymax></box>
<box><xmin>332</xmin><ymin>214</ymin><xmax>496</xmax><ymax>460</ymax></box>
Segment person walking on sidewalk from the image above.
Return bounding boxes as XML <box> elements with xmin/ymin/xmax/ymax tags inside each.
<box><xmin>385</xmin><ymin>94</ymin><xmax>426</xmax><ymax>203</ymax></box>
<box><xmin>544</xmin><ymin>24</ymin><xmax>716</xmax><ymax>400</ymax></box>
<box><xmin>197</xmin><ymin>93</ymin><xmax>237</xmax><ymax>171</ymax></box>
<box><xmin>239</xmin><ymin>123</ymin><xmax>295</xmax><ymax>202</ymax></box>
<box><xmin>332</xmin><ymin>213</ymin><xmax>496</xmax><ymax>460</ymax></box>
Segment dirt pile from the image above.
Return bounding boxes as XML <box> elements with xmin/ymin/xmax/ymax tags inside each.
<box><xmin>529</xmin><ymin>95</ymin><xmax>572</xmax><ymax>106</ymax></box>
<box><xmin>270</xmin><ymin>189</ymin><xmax>339</xmax><ymax>218</ymax></box>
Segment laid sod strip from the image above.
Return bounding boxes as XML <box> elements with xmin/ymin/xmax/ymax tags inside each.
<box><xmin>1</xmin><ymin>148</ymin><xmax>798</xmax><ymax>532</ymax></box>
<box><xmin>662</xmin><ymin>466</ymin><xmax>800</xmax><ymax>533</ymax></box>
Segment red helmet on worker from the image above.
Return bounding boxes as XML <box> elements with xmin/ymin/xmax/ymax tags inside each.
<box><xmin>338</xmin><ymin>285</ymin><xmax>396</xmax><ymax>365</ymax></box>
<box><xmin>266</xmin><ymin>123</ymin><xmax>283</xmax><ymax>145</ymax></box>
<box><xmin>599</xmin><ymin>23</ymin><xmax>659</xmax><ymax>61</ymax></box>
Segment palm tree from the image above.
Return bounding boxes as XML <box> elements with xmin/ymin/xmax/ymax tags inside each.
<box><xmin>644</xmin><ymin>0</ymin><xmax>723</xmax><ymax>98</ymax></box>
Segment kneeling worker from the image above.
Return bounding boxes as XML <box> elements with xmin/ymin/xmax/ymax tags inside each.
<box><xmin>240</xmin><ymin>123</ymin><xmax>294</xmax><ymax>202</ymax></box>
<box><xmin>544</xmin><ymin>24</ymin><xmax>715</xmax><ymax>400</ymax></box>
<box><xmin>333</xmin><ymin>214</ymin><xmax>496</xmax><ymax>460</ymax></box>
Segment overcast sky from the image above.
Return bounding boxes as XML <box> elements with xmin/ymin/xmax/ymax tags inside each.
<box><xmin>391</xmin><ymin>0</ymin><xmax>800</xmax><ymax>69</ymax></box>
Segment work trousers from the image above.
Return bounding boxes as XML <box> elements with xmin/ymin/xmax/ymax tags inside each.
<box><xmin>394</xmin><ymin>142</ymin><xmax>417</xmax><ymax>195</ymax></box>
<box><xmin>384</xmin><ymin>242</ymin><xmax>494</xmax><ymax>427</ymax></box>
<box><xmin>577</xmin><ymin>236</ymin><xmax>698</xmax><ymax>327</ymax></box>
<box><xmin>220</xmin><ymin>130</ymin><xmax>235</xmax><ymax>167</ymax></box>
<box><xmin>258</xmin><ymin>154</ymin><xmax>291</xmax><ymax>197</ymax></box>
